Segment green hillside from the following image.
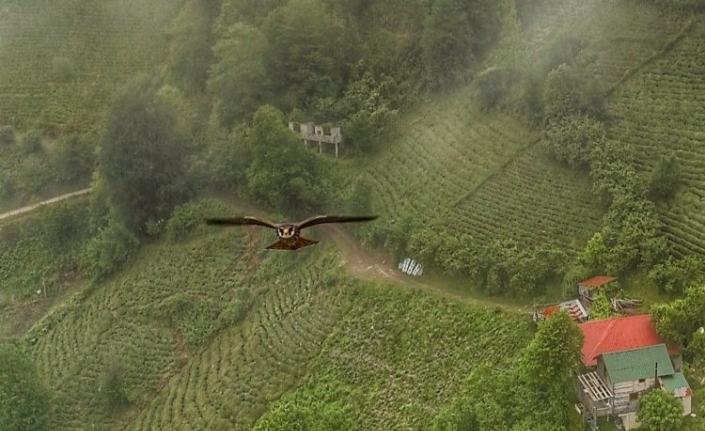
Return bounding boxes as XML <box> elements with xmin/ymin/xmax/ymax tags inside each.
<box><xmin>4</xmin><ymin>0</ymin><xmax>705</xmax><ymax>430</ymax></box>
<box><xmin>7</xmin><ymin>205</ymin><xmax>533</xmax><ymax>430</ymax></box>
<box><xmin>0</xmin><ymin>0</ymin><xmax>183</xmax><ymax>132</ymax></box>
<box><xmin>608</xmin><ymin>19</ymin><xmax>705</xmax><ymax>257</ymax></box>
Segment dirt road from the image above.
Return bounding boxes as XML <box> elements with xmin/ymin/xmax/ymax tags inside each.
<box><xmin>0</xmin><ymin>188</ymin><xmax>92</xmax><ymax>222</ymax></box>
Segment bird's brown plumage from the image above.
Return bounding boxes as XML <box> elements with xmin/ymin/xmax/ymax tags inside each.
<box><xmin>204</xmin><ymin>214</ymin><xmax>378</xmax><ymax>251</ymax></box>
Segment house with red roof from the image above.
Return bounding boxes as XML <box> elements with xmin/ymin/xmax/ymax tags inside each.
<box><xmin>579</xmin><ymin>314</ymin><xmax>682</xmax><ymax>369</ymax></box>
<box><xmin>575</xmin><ymin>315</ymin><xmax>690</xmax><ymax>430</ymax></box>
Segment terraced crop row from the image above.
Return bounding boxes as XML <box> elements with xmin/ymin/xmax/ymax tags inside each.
<box><xmin>252</xmin><ymin>285</ymin><xmax>534</xmax><ymax>430</ymax></box>
<box><xmin>0</xmin><ymin>0</ymin><xmax>179</xmax><ymax>129</ymax></box>
<box><xmin>574</xmin><ymin>2</ymin><xmax>690</xmax><ymax>89</ymax></box>
<box><xmin>451</xmin><ymin>145</ymin><xmax>604</xmax><ymax>251</ymax></box>
<box><xmin>27</xmin><ymin>227</ymin><xmax>263</xmax><ymax>431</ymax></box>
<box><xmin>367</xmin><ymin>86</ymin><xmax>535</xmax><ymax>226</ymax></box>
<box><xmin>126</xmin><ymin>249</ymin><xmax>353</xmax><ymax>431</ymax></box>
<box><xmin>606</xmin><ymin>20</ymin><xmax>705</xmax><ymax>257</ymax></box>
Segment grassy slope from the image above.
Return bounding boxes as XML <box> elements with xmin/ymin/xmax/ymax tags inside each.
<box><xmin>251</xmin><ymin>286</ymin><xmax>533</xmax><ymax>430</ymax></box>
<box><xmin>364</xmin><ymin>86</ymin><xmax>604</xmax><ymax>252</ymax></box>
<box><xmin>15</xmin><ymin>207</ymin><xmax>534</xmax><ymax>431</ymax></box>
<box><xmin>0</xmin><ymin>0</ymin><xmax>182</xmax><ymax>132</ymax></box>
<box><xmin>606</xmin><ymin>17</ymin><xmax>705</xmax><ymax>257</ymax></box>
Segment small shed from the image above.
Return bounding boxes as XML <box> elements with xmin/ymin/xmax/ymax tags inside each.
<box><xmin>578</xmin><ymin>275</ymin><xmax>617</xmax><ymax>298</ymax></box>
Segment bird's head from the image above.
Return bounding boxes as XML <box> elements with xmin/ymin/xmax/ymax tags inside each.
<box><xmin>277</xmin><ymin>225</ymin><xmax>296</xmax><ymax>239</ymax></box>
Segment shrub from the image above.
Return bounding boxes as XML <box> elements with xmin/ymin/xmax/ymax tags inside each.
<box><xmin>0</xmin><ymin>342</ymin><xmax>50</xmax><ymax>431</ymax></box>
<box><xmin>100</xmin><ymin>358</ymin><xmax>131</xmax><ymax>413</ymax></box>
<box><xmin>81</xmin><ymin>218</ymin><xmax>140</xmax><ymax>280</ymax></box>
<box><xmin>648</xmin><ymin>255</ymin><xmax>705</xmax><ymax>295</ymax></box>
<box><xmin>20</xmin><ymin>129</ymin><xmax>42</xmax><ymax>154</ymax></box>
<box><xmin>164</xmin><ymin>198</ymin><xmax>228</xmax><ymax>242</ymax></box>
<box><xmin>649</xmin><ymin>154</ymin><xmax>681</xmax><ymax>201</ymax></box>
<box><xmin>0</xmin><ymin>125</ymin><xmax>15</xmax><ymax>146</ymax></box>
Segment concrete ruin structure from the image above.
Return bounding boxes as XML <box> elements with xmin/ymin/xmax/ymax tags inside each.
<box><xmin>288</xmin><ymin>122</ymin><xmax>342</xmax><ymax>157</ymax></box>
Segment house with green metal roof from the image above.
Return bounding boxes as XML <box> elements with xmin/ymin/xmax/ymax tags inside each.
<box><xmin>576</xmin><ymin>343</ymin><xmax>692</xmax><ymax>430</ymax></box>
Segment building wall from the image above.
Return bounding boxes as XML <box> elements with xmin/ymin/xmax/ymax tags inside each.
<box><xmin>682</xmin><ymin>395</ymin><xmax>692</xmax><ymax>415</ymax></box>
<box><xmin>619</xmin><ymin>411</ymin><xmax>640</xmax><ymax>430</ymax></box>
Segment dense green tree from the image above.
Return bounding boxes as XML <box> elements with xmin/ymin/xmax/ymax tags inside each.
<box><xmin>50</xmin><ymin>133</ymin><xmax>95</xmax><ymax>184</ymax></box>
<box><xmin>80</xmin><ymin>217</ymin><xmax>140</xmax><ymax>280</ymax></box>
<box><xmin>252</xmin><ymin>398</ymin><xmax>354</xmax><ymax>431</ymax></box>
<box><xmin>590</xmin><ymin>289</ymin><xmax>613</xmax><ymax>320</ymax></box>
<box><xmin>637</xmin><ymin>389</ymin><xmax>683</xmax><ymax>431</ymax></box>
<box><xmin>339</xmin><ymin>71</ymin><xmax>398</xmax><ymax>153</ymax></box>
<box><xmin>167</xmin><ymin>0</ymin><xmax>219</xmax><ymax>94</ymax></box>
<box><xmin>245</xmin><ymin>105</ymin><xmax>331</xmax><ymax>217</ymax></box>
<box><xmin>421</xmin><ymin>0</ymin><xmax>475</xmax><ymax>88</ymax></box>
<box><xmin>520</xmin><ymin>310</ymin><xmax>583</xmax><ymax>426</ymax></box>
<box><xmin>543</xmin><ymin>115</ymin><xmax>604</xmax><ymax>168</ymax></box>
<box><xmin>208</xmin><ymin>22</ymin><xmax>268</xmax><ymax>127</ymax></box>
<box><xmin>652</xmin><ymin>285</ymin><xmax>705</xmax><ymax>347</ymax></box>
<box><xmin>98</xmin><ymin>77</ymin><xmax>191</xmax><ymax>236</ymax></box>
<box><xmin>648</xmin><ymin>255</ymin><xmax>705</xmax><ymax>295</ymax></box>
<box><xmin>262</xmin><ymin>0</ymin><xmax>356</xmax><ymax>111</ymax></box>
<box><xmin>0</xmin><ymin>342</ymin><xmax>51</xmax><ymax>431</ymax></box>
<box><xmin>649</xmin><ymin>154</ymin><xmax>681</xmax><ymax>201</ymax></box>
<box><xmin>599</xmin><ymin>194</ymin><xmax>668</xmax><ymax>273</ymax></box>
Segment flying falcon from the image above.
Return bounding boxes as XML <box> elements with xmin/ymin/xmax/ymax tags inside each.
<box><xmin>204</xmin><ymin>214</ymin><xmax>378</xmax><ymax>250</ymax></box>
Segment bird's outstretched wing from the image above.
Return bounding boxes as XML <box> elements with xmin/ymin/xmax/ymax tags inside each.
<box><xmin>204</xmin><ymin>216</ymin><xmax>278</xmax><ymax>229</ymax></box>
<box><xmin>296</xmin><ymin>215</ymin><xmax>378</xmax><ymax>230</ymax></box>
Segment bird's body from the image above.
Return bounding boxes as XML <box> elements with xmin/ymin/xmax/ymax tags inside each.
<box><xmin>205</xmin><ymin>214</ymin><xmax>378</xmax><ymax>250</ymax></box>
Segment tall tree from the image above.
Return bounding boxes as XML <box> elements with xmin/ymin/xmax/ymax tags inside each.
<box><xmin>521</xmin><ymin>311</ymin><xmax>583</xmax><ymax>426</ymax></box>
<box><xmin>637</xmin><ymin>389</ymin><xmax>684</xmax><ymax>431</ymax></box>
<box><xmin>421</xmin><ymin>0</ymin><xmax>475</xmax><ymax>88</ymax></box>
<box><xmin>208</xmin><ymin>22</ymin><xmax>268</xmax><ymax>127</ymax></box>
<box><xmin>167</xmin><ymin>0</ymin><xmax>220</xmax><ymax>94</ymax></box>
<box><xmin>262</xmin><ymin>0</ymin><xmax>356</xmax><ymax>110</ymax></box>
<box><xmin>245</xmin><ymin>105</ymin><xmax>331</xmax><ymax>217</ymax></box>
<box><xmin>0</xmin><ymin>342</ymin><xmax>51</xmax><ymax>431</ymax></box>
<box><xmin>98</xmin><ymin>76</ymin><xmax>191</xmax><ymax>236</ymax></box>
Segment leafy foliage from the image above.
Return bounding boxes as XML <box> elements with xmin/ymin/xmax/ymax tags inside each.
<box><xmin>0</xmin><ymin>201</ymin><xmax>90</xmax><ymax>298</ymax></box>
<box><xmin>0</xmin><ymin>342</ymin><xmax>50</xmax><ymax>431</ymax></box>
<box><xmin>98</xmin><ymin>76</ymin><xmax>192</xmax><ymax>236</ymax></box>
<box><xmin>245</xmin><ymin>105</ymin><xmax>331</xmax><ymax>218</ymax></box>
<box><xmin>652</xmin><ymin>285</ymin><xmax>705</xmax><ymax>347</ymax></box>
<box><xmin>649</xmin><ymin>255</ymin><xmax>705</xmax><ymax>295</ymax></box>
<box><xmin>262</xmin><ymin>0</ymin><xmax>355</xmax><ymax>111</ymax></box>
<box><xmin>208</xmin><ymin>22</ymin><xmax>268</xmax><ymax>127</ymax></box>
<box><xmin>166</xmin><ymin>0</ymin><xmax>219</xmax><ymax>94</ymax></box>
<box><xmin>637</xmin><ymin>389</ymin><xmax>684</xmax><ymax>431</ymax></box>
<box><xmin>80</xmin><ymin>217</ymin><xmax>140</xmax><ymax>281</ymax></box>
<box><xmin>649</xmin><ymin>154</ymin><xmax>682</xmax><ymax>201</ymax></box>
<box><xmin>589</xmin><ymin>289</ymin><xmax>613</xmax><ymax>320</ymax></box>
<box><xmin>520</xmin><ymin>311</ymin><xmax>583</xmax><ymax>425</ymax></box>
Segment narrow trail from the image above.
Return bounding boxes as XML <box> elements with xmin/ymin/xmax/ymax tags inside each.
<box><xmin>0</xmin><ymin>188</ymin><xmax>92</xmax><ymax>222</ymax></box>
<box><xmin>0</xmin><ymin>190</ymin><xmax>531</xmax><ymax>313</ymax></box>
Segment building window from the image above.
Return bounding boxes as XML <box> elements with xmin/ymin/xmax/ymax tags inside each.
<box><xmin>639</xmin><ymin>378</ymin><xmax>645</xmax><ymax>383</ymax></box>
<box><xmin>630</xmin><ymin>392</ymin><xmax>639</xmax><ymax>401</ymax></box>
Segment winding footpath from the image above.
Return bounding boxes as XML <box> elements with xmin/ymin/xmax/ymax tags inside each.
<box><xmin>0</xmin><ymin>189</ymin><xmax>530</xmax><ymax>313</ymax></box>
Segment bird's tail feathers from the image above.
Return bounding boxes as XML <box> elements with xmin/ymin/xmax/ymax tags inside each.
<box><xmin>265</xmin><ymin>236</ymin><xmax>318</xmax><ymax>251</ymax></box>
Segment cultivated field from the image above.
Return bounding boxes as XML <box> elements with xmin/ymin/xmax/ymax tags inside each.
<box><xmin>366</xmin><ymin>85</ymin><xmax>537</xmax><ymax>227</ymax></box>
<box><xmin>451</xmin><ymin>144</ymin><xmax>602</xmax><ymax>251</ymax></box>
<box><xmin>252</xmin><ymin>286</ymin><xmax>533</xmax><ymax>430</ymax></box>
<box><xmin>607</xmin><ymin>18</ymin><xmax>705</xmax><ymax>257</ymax></box>
<box><xmin>0</xmin><ymin>0</ymin><xmax>181</xmax><ymax>131</ymax></box>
